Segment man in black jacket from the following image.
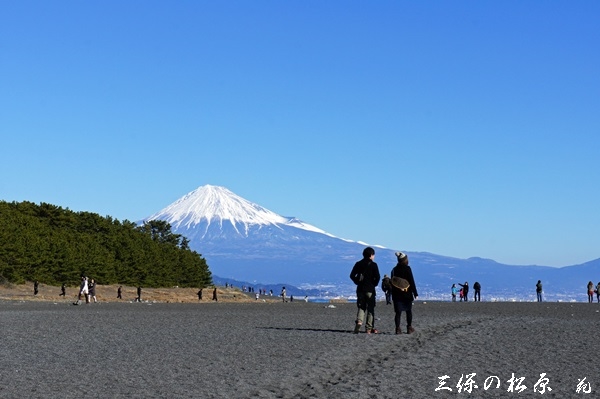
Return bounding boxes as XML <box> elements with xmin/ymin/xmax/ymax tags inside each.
<box><xmin>349</xmin><ymin>247</ymin><xmax>381</xmax><ymax>334</ymax></box>
<box><xmin>391</xmin><ymin>251</ymin><xmax>418</xmax><ymax>335</ymax></box>
<box><xmin>473</xmin><ymin>281</ymin><xmax>481</xmax><ymax>302</ymax></box>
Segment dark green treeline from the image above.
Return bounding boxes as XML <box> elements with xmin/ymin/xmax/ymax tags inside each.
<box><xmin>0</xmin><ymin>201</ymin><xmax>212</xmax><ymax>288</ymax></box>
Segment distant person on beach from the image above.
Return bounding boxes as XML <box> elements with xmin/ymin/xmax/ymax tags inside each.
<box><xmin>76</xmin><ymin>276</ymin><xmax>89</xmax><ymax>305</ymax></box>
<box><xmin>596</xmin><ymin>282</ymin><xmax>600</xmax><ymax>303</ymax></box>
<box><xmin>60</xmin><ymin>283</ymin><xmax>66</xmax><ymax>297</ymax></box>
<box><xmin>212</xmin><ymin>287</ymin><xmax>218</xmax><ymax>301</ymax></box>
<box><xmin>459</xmin><ymin>288</ymin><xmax>464</xmax><ymax>301</ymax></box>
<box><xmin>117</xmin><ymin>286</ymin><xmax>122</xmax><ymax>299</ymax></box>
<box><xmin>281</xmin><ymin>287</ymin><xmax>287</xmax><ymax>302</ymax></box>
<box><xmin>459</xmin><ymin>282</ymin><xmax>469</xmax><ymax>301</ymax></box>
<box><xmin>34</xmin><ymin>280</ymin><xmax>39</xmax><ymax>295</ymax></box>
<box><xmin>473</xmin><ymin>281</ymin><xmax>481</xmax><ymax>302</ymax></box>
<box><xmin>197</xmin><ymin>288</ymin><xmax>203</xmax><ymax>301</ymax></box>
<box><xmin>536</xmin><ymin>280</ymin><xmax>543</xmax><ymax>302</ymax></box>
<box><xmin>451</xmin><ymin>284</ymin><xmax>458</xmax><ymax>302</ymax></box>
<box><xmin>136</xmin><ymin>286</ymin><xmax>142</xmax><ymax>302</ymax></box>
<box><xmin>88</xmin><ymin>279</ymin><xmax>97</xmax><ymax>303</ymax></box>
<box><xmin>349</xmin><ymin>246</ymin><xmax>381</xmax><ymax>334</ymax></box>
<box><xmin>587</xmin><ymin>281</ymin><xmax>594</xmax><ymax>303</ymax></box>
<box><xmin>390</xmin><ymin>252</ymin><xmax>418</xmax><ymax>335</ymax></box>
<box><xmin>381</xmin><ymin>274</ymin><xmax>392</xmax><ymax>305</ymax></box>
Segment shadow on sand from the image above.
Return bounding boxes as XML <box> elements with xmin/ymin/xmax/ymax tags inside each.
<box><xmin>258</xmin><ymin>326</ymin><xmax>391</xmax><ymax>335</ymax></box>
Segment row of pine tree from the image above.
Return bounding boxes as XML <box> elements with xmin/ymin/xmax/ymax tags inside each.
<box><xmin>0</xmin><ymin>201</ymin><xmax>212</xmax><ymax>288</ymax></box>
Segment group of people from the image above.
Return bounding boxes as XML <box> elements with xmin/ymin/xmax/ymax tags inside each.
<box><xmin>70</xmin><ymin>279</ymin><xmax>134</xmax><ymax>304</ymax></box>
<box><xmin>586</xmin><ymin>281</ymin><xmax>600</xmax><ymax>303</ymax></box>
<box><xmin>196</xmin><ymin>287</ymin><xmax>219</xmax><ymax>301</ymax></box>
<box><xmin>117</xmin><ymin>285</ymin><xmax>142</xmax><ymax>302</ymax></box>
<box><xmin>60</xmin><ymin>280</ymin><xmax>220</xmax><ymax>303</ymax></box>
<box><xmin>535</xmin><ymin>280</ymin><xmax>600</xmax><ymax>303</ymax></box>
<box><xmin>450</xmin><ymin>281</ymin><xmax>481</xmax><ymax>302</ymax></box>
<box><xmin>241</xmin><ymin>286</ymin><xmax>273</xmax><ymax>296</ymax></box>
<box><xmin>73</xmin><ymin>276</ymin><xmax>97</xmax><ymax>305</ymax></box>
<box><xmin>448</xmin><ymin>279</ymin><xmax>600</xmax><ymax>303</ymax></box>
<box><xmin>350</xmin><ymin>247</ymin><xmax>418</xmax><ymax>335</ymax></box>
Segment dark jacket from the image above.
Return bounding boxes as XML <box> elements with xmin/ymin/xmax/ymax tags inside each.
<box><xmin>350</xmin><ymin>258</ymin><xmax>381</xmax><ymax>294</ymax></box>
<box><xmin>381</xmin><ymin>276</ymin><xmax>391</xmax><ymax>292</ymax></box>
<box><xmin>390</xmin><ymin>263</ymin><xmax>418</xmax><ymax>303</ymax></box>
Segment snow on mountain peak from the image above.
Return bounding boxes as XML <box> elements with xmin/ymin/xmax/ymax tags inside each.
<box><xmin>145</xmin><ymin>185</ymin><xmax>332</xmax><ymax>236</ymax></box>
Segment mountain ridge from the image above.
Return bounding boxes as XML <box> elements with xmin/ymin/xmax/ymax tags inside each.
<box><xmin>141</xmin><ymin>185</ymin><xmax>600</xmax><ymax>301</ymax></box>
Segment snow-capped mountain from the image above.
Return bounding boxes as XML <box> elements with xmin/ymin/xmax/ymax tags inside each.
<box><xmin>142</xmin><ymin>185</ymin><xmax>600</xmax><ymax>301</ymax></box>
<box><xmin>145</xmin><ymin>185</ymin><xmax>333</xmax><ymax>237</ymax></box>
<box><xmin>142</xmin><ymin>185</ymin><xmax>366</xmax><ymax>287</ymax></box>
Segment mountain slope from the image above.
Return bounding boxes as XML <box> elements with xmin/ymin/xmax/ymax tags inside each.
<box><xmin>145</xmin><ymin>185</ymin><xmax>330</xmax><ymax>236</ymax></box>
<box><xmin>142</xmin><ymin>185</ymin><xmax>600</xmax><ymax>301</ymax></box>
<box><xmin>143</xmin><ymin>185</ymin><xmax>361</xmax><ymax>283</ymax></box>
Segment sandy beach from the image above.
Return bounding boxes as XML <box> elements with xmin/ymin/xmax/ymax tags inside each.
<box><xmin>0</xmin><ymin>291</ymin><xmax>598</xmax><ymax>398</ymax></box>
<box><xmin>0</xmin><ymin>282</ymin><xmax>265</xmax><ymax>304</ymax></box>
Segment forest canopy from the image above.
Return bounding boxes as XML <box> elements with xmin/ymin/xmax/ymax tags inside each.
<box><xmin>0</xmin><ymin>201</ymin><xmax>212</xmax><ymax>288</ymax></box>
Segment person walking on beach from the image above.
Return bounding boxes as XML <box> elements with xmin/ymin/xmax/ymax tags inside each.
<box><xmin>587</xmin><ymin>281</ymin><xmax>594</xmax><ymax>303</ymax></box>
<box><xmin>117</xmin><ymin>286</ymin><xmax>122</xmax><ymax>299</ymax></box>
<box><xmin>212</xmin><ymin>287</ymin><xmax>218</xmax><ymax>301</ymax></box>
<box><xmin>60</xmin><ymin>283</ymin><xmax>66</xmax><ymax>297</ymax></box>
<box><xmin>459</xmin><ymin>282</ymin><xmax>469</xmax><ymax>302</ymax></box>
<box><xmin>381</xmin><ymin>274</ymin><xmax>392</xmax><ymax>305</ymax></box>
<box><xmin>280</xmin><ymin>287</ymin><xmax>287</xmax><ymax>303</ymax></box>
<box><xmin>473</xmin><ymin>281</ymin><xmax>481</xmax><ymax>302</ymax></box>
<box><xmin>136</xmin><ymin>286</ymin><xmax>142</xmax><ymax>302</ymax></box>
<box><xmin>596</xmin><ymin>282</ymin><xmax>600</xmax><ymax>303</ymax></box>
<box><xmin>34</xmin><ymin>280</ymin><xmax>39</xmax><ymax>295</ymax></box>
<box><xmin>197</xmin><ymin>288</ymin><xmax>203</xmax><ymax>301</ymax></box>
<box><xmin>536</xmin><ymin>280</ymin><xmax>543</xmax><ymax>302</ymax></box>
<box><xmin>349</xmin><ymin>247</ymin><xmax>381</xmax><ymax>334</ymax></box>
<box><xmin>75</xmin><ymin>276</ymin><xmax>89</xmax><ymax>305</ymax></box>
<box><xmin>88</xmin><ymin>279</ymin><xmax>97</xmax><ymax>303</ymax></box>
<box><xmin>390</xmin><ymin>252</ymin><xmax>418</xmax><ymax>335</ymax></box>
<box><xmin>451</xmin><ymin>284</ymin><xmax>458</xmax><ymax>302</ymax></box>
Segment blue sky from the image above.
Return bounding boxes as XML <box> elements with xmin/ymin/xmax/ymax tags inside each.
<box><xmin>1</xmin><ymin>1</ymin><xmax>599</xmax><ymax>267</ymax></box>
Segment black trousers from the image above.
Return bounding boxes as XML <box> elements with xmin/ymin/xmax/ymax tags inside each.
<box><xmin>393</xmin><ymin>300</ymin><xmax>413</xmax><ymax>328</ymax></box>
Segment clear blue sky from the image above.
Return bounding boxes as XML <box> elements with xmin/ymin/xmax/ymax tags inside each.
<box><xmin>2</xmin><ymin>1</ymin><xmax>599</xmax><ymax>267</ymax></box>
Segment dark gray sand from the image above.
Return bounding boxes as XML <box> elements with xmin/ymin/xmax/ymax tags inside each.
<box><xmin>1</xmin><ymin>300</ymin><xmax>598</xmax><ymax>398</ymax></box>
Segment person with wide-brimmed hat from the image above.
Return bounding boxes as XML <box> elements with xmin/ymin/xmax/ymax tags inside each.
<box><xmin>349</xmin><ymin>247</ymin><xmax>381</xmax><ymax>334</ymax></box>
<box><xmin>390</xmin><ymin>252</ymin><xmax>418</xmax><ymax>335</ymax></box>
